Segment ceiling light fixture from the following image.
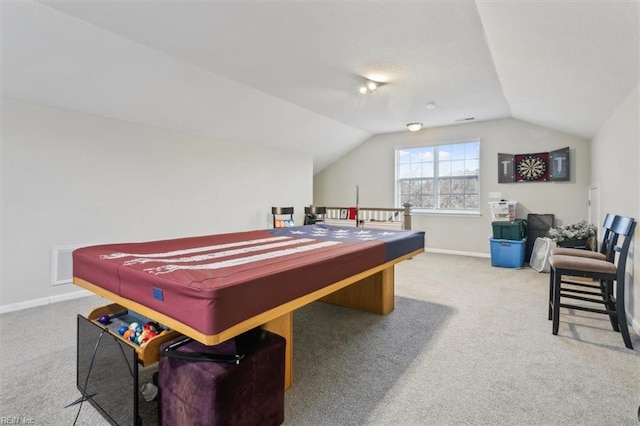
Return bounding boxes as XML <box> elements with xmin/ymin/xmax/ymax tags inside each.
<box><xmin>359</xmin><ymin>79</ymin><xmax>379</xmax><ymax>94</ymax></box>
<box><xmin>406</xmin><ymin>122</ymin><xmax>423</xmax><ymax>132</ymax></box>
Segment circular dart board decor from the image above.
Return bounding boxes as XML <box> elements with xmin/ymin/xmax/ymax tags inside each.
<box><xmin>515</xmin><ymin>152</ymin><xmax>549</xmax><ymax>182</ymax></box>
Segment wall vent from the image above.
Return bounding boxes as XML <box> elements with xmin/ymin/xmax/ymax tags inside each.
<box><xmin>52</xmin><ymin>246</ymin><xmax>77</xmax><ymax>286</ymax></box>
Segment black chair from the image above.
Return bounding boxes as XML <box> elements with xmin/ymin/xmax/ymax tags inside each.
<box><xmin>304</xmin><ymin>206</ymin><xmax>326</xmax><ymax>225</ymax></box>
<box><xmin>548</xmin><ymin>215</ymin><xmax>636</xmax><ymax>349</ymax></box>
<box><xmin>547</xmin><ymin>214</ymin><xmax>620</xmax><ymax>329</ymax></box>
<box><xmin>272</xmin><ymin>207</ymin><xmax>294</xmax><ymax>228</ymax></box>
<box><xmin>549</xmin><ymin>213</ymin><xmax>617</xmax><ymax>261</ymax></box>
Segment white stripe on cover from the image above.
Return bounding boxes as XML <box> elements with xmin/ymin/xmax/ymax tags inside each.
<box><xmin>122</xmin><ymin>238</ymin><xmax>317</xmax><ymax>265</ymax></box>
<box><xmin>99</xmin><ymin>236</ymin><xmax>292</xmax><ymax>260</ymax></box>
<box><xmin>145</xmin><ymin>240</ymin><xmax>342</xmax><ymax>275</ymax></box>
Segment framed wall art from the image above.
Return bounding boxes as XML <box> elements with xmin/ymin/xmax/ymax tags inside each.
<box><xmin>497</xmin><ymin>147</ymin><xmax>570</xmax><ymax>183</ymax></box>
<box><xmin>549</xmin><ymin>147</ymin><xmax>570</xmax><ymax>181</ymax></box>
<box><xmin>497</xmin><ymin>153</ymin><xmax>515</xmax><ymax>183</ymax></box>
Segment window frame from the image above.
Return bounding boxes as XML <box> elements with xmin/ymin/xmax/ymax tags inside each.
<box><xmin>394</xmin><ymin>139</ymin><xmax>481</xmax><ymax>215</ymax></box>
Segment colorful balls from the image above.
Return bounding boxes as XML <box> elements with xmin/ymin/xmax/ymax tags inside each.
<box><xmin>139</xmin><ymin>330</ymin><xmax>158</xmax><ymax>348</ymax></box>
<box><xmin>114</xmin><ymin>320</ymin><xmax>164</xmax><ymax>346</ymax></box>
<box><xmin>97</xmin><ymin>315</ymin><xmax>111</xmax><ymax>325</ymax></box>
<box><xmin>143</xmin><ymin>322</ymin><xmax>158</xmax><ymax>333</ymax></box>
<box><xmin>137</xmin><ymin>330</ymin><xmax>151</xmax><ymax>345</ymax></box>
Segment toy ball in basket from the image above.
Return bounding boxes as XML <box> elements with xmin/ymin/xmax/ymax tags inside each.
<box><xmin>116</xmin><ymin>320</ymin><xmax>164</xmax><ymax>347</ymax></box>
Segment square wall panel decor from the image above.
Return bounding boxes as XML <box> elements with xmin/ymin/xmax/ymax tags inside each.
<box><xmin>498</xmin><ymin>147</ymin><xmax>569</xmax><ymax>183</ymax></box>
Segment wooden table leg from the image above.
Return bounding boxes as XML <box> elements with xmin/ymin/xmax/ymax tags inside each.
<box><xmin>261</xmin><ymin>311</ymin><xmax>293</xmax><ymax>389</ymax></box>
<box><xmin>319</xmin><ymin>265</ymin><xmax>395</xmax><ymax>315</ymax></box>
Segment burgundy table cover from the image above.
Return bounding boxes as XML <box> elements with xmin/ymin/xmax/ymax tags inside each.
<box><xmin>73</xmin><ymin>224</ymin><xmax>424</xmax><ymax>335</ymax></box>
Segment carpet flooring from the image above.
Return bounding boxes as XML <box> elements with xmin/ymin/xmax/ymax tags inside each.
<box><xmin>1</xmin><ymin>252</ymin><xmax>639</xmax><ymax>425</ymax></box>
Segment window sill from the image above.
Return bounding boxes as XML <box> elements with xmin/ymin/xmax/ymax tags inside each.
<box><xmin>411</xmin><ymin>209</ymin><xmax>482</xmax><ymax>217</ymax></box>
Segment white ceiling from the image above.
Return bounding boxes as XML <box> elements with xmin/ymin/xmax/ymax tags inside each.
<box><xmin>2</xmin><ymin>1</ymin><xmax>638</xmax><ymax>173</ymax></box>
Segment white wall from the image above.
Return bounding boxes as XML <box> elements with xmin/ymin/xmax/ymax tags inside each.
<box><xmin>314</xmin><ymin>117</ymin><xmax>590</xmax><ymax>254</ymax></box>
<box><xmin>1</xmin><ymin>98</ymin><xmax>313</xmax><ymax>310</ymax></box>
<box><xmin>590</xmin><ymin>84</ymin><xmax>640</xmax><ymax>334</ymax></box>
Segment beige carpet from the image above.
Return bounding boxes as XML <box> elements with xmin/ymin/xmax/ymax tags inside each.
<box><xmin>1</xmin><ymin>252</ymin><xmax>638</xmax><ymax>425</ymax></box>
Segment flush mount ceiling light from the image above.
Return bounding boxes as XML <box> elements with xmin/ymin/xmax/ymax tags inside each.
<box><xmin>406</xmin><ymin>102</ymin><xmax>434</xmax><ymax>131</ymax></box>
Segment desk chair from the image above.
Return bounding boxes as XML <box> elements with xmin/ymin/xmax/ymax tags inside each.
<box><xmin>272</xmin><ymin>207</ymin><xmax>294</xmax><ymax>228</ymax></box>
<box><xmin>548</xmin><ymin>215</ymin><xmax>636</xmax><ymax>349</ymax></box>
<box><xmin>304</xmin><ymin>206</ymin><xmax>326</xmax><ymax>225</ymax></box>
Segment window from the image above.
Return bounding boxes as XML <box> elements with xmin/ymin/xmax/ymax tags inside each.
<box><xmin>395</xmin><ymin>141</ymin><xmax>480</xmax><ymax>213</ymax></box>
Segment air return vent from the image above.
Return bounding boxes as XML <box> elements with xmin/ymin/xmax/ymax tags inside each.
<box><xmin>52</xmin><ymin>246</ymin><xmax>77</xmax><ymax>285</ymax></box>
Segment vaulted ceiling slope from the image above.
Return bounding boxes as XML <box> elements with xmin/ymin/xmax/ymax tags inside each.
<box><xmin>2</xmin><ymin>1</ymin><xmax>638</xmax><ymax>173</ymax></box>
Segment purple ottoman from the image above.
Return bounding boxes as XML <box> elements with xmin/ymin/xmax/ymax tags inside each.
<box><xmin>158</xmin><ymin>328</ymin><xmax>285</xmax><ymax>426</ymax></box>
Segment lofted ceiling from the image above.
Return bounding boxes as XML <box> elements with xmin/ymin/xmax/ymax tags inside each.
<box><xmin>2</xmin><ymin>1</ymin><xmax>638</xmax><ymax>173</ymax></box>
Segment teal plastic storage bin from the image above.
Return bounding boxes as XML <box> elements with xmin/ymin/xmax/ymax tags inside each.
<box><xmin>490</xmin><ymin>238</ymin><xmax>526</xmax><ymax>268</ymax></box>
<box><xmin>492</xmin><ymin>220</ymin><xmax>527</xmax><ymax>240</ymax></box>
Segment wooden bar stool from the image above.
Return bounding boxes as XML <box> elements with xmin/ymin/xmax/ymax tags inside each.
<box><xmin>547</xmin><ymin>214</ymin><xmax>620</xmax><ymax>329</ymax></box>
<box><xmin>548</xmin><ymin>215</ymin><xmax>636</xmax><ymax>349</ymax></box>
<box><xmin>549</xmin><ymin>213</ymin><xmax>617</xmax><ymax>261</ymax></box>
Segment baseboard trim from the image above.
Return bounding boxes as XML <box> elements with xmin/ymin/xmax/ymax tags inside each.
<box><xmin>631</xmin><ymin>316</ymin><xmax>640</xmax><ymax>337</ymax></box>
<box><xmin>425</xmin><ymin>248</ymin><xmax>490</xmax><ymax>258</ymax></box>
<box><xmin>0</xmin><ymin>289</ymin><xmax>94</xmax><ymax>314</ymax></box>
<box><xmin>3</xmin><ymin>259</ymin><xmax>638</xmax><ymax>339</ymax></box>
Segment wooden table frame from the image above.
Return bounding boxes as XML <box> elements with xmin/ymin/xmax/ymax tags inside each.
<box><xmin>74</xmin><ymin>248</ymin><xmax>423</xmax><ymax>389</ymax></box>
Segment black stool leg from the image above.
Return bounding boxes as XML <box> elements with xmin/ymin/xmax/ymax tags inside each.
<box><xmin>599</xmin><ymin>279</ymin><xmax>619</xmax><ymax>332</ymax></box>
<box><xmin>552</xmin><ymin>269</ymin><xmax>562</xmax><ymax>335</ymax></box>
<box><xmin>615</xmin><ymin>278</ymin><xmax>633</xmax><ymax>349</ymax></box>
<box><xmin>548</xmin><ymin>267</ymin><xmax>554</xmax><ymax>321</ymax></box>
